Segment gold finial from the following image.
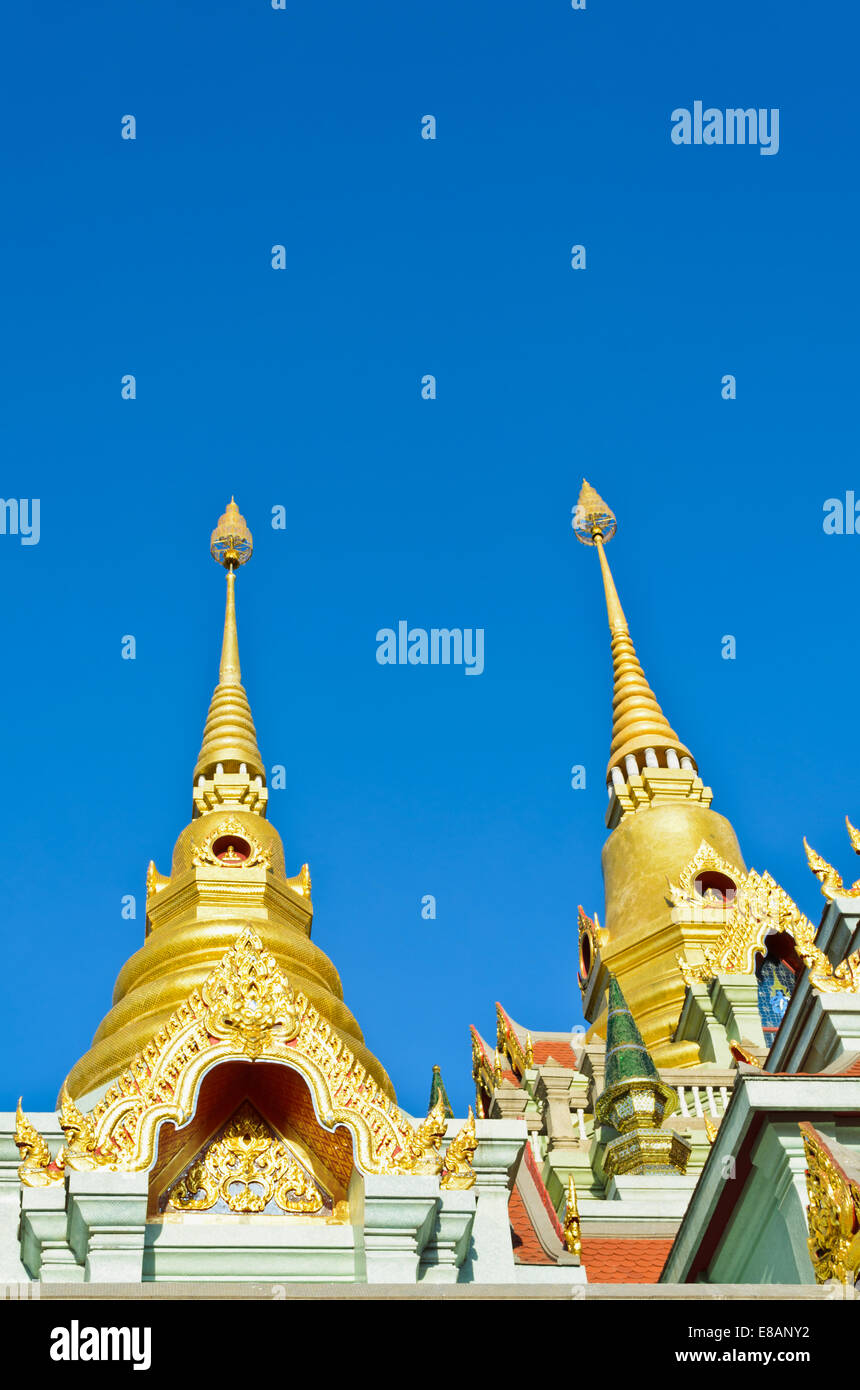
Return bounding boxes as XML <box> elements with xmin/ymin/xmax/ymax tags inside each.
<box><xmin>493</xmin><ymin>1050</ymin><xmax>503</xmax><ymax>1087</ymax></box>
<box><xmin>572</xmin><ymin>479</ymin><xmax>617</xmax><ymax>545</ymax></box>
<box><xmin>575</xmin><ymin>479</ymin><xmax>695</xmax><ymax>783</ymax></box>
<box><xmin>804</xmin><ymin>837</ymin><xmax>845</xmax><ymax>899</ymax></box>
<box><xmin>194</xmin><ymin>499</ymin><xmax>265</xmax><ymax>785</ymax></box>
<box><xmin>563</xmin><ymin>1174</ymin><xmax>582</xmax><ymax>1257</ymax></box>
<box><xmin>210</xmin><ymin>497</ymin><xmax>253</xmax><ymax>570</ymax></box>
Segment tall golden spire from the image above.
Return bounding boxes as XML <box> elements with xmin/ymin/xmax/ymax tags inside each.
<box><xmin>574</xmin><ymin>480</ymin><xmax>746</xmax><ymax>1069</ymax></box>
<box><xmin>194</xmin><ymin>499</ymin><xmax>265</xmax><ymax>786</ymax></box>
<box><xmin>66</xmin><ymin>497</ymin><xmax>395</xmax><ymax>1105</ymax></box>
<box><xmin>573</xmin><ymin>480</ymin><xmax>695</xmax><ymax>784</ymax></box>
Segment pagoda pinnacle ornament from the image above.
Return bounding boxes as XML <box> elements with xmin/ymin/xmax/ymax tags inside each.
<box><xmin>210</xmin><ymin>497</ymin><xmax>253</xmax><ymax>570</ymax></box>
<box><xmin>194</xmin><ymin>498</ymin><xmax>265</xmax><ymax>794</ymax></box>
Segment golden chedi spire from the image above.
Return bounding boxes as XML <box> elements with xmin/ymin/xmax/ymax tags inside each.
<box><xmin>65</xmin><ymin>500</ymin><xmax>394</xmax><ymax>1106</ymax></box>
<box><xmin>573</xmin><ymin>480</ymin><xmax>695</xmax><ymax>788</ymax></box>
<box><xmin>194</xmin><ymin>499</ymin><xmax>265</xmax><ymax>787</ymax></box>
<box><xmin>574</xmin><ymin>481</ymin><xmax>747</xmax><ymax>1068</ymax></box>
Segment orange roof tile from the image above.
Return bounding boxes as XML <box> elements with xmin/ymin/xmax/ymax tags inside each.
<box><xmin>531</xmin><ymin>1040</ymin><xmax>579</xmax><ymax>1069</ymax></box>
<box><xmin>509</xmin><ymin>1184</ymin><xmax>549</xmax><ymax>1264</ymax></box>
<box><xmin>522</xmin><ymin>1143</ymin><xmax>566</xmax><ymax>1242</ymax></box>
<box><xmin>580</xmin><ymin>1237</ymin><xmax>674</xmax><ymax>1283</ymax></box>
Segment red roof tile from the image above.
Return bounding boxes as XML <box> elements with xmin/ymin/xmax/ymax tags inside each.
<box><xmin>579</xmin><ymin>1237</ymin><xmax>674</xmax><ymax>1283</ymax></box>
<box><xmin>531</xmin><ymin>1041</ymin><xmax>579</xmax><ymax>1069</ymax></box>
<box><xmin>509</xmin><ymin>1184</ymin><xmax>550</xmax><ymax>1264</ymax></box>
<box><xmin>522</xmin><ymin>1144</ymin><xmax>566</xmax><ymax>1242</ymax></box>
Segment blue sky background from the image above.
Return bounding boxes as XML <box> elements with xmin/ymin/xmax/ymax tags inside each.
<box><xmin>2</xmin><ymin>0</ymin><xmax>859</xmax><ymax>1115</ymax></box>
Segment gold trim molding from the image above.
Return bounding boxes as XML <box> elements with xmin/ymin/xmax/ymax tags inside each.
<box><xmin>496</xmin><ymin>1005</ymin><xmax>533</xmax><ymax>1076</ymax></box>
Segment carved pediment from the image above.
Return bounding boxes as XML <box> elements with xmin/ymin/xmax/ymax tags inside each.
<box><xmin>164</xmin><ymin>1102</ymin><xmax>330</xmax><ymax>1216</ymax></box>
<box><xmin>53</xmin><ymin>927</ymin><xmax>431</xmax><ymax>1176</ymax></box>
<box><xmin>673</xmin><ymin>841</ymin><xmax>860</xmax><ymax>994</ymax></box>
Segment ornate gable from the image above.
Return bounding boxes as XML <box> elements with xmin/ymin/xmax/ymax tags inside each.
<box><xmin>673</xmin><ymin>841</ymin><xmax>860</xmax><ymax>994</ymax></box>
<box><xmin>56</xmin><ymin>928</ymin><xmax>425</xmax><ymax>1176</ymax></box>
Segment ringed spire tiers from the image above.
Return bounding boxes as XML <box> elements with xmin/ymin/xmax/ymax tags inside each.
<box><xmin>194</xmin><ymin>498</ymin><xmax>265</xmax><ymax>791</ymax></box>
<box><xmin>573</xmin><ymin>479</ymin><xmax>696</xmax><ymax>789</ymax></box>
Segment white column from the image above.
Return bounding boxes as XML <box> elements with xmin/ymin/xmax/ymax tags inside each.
<box><xmin>458</xmin><ymin>1122</ymin><xmax>525</xmax><ymax>1283</ymax></box>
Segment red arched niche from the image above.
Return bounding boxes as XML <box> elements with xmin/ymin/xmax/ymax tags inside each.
<box><xmin>147</xmin><ymin>1060</ymin><xmax>355</xmax><ymax>1217</ymax></box>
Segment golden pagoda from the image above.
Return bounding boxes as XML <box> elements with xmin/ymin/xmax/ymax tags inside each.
<box><xmin>573</xmin><ymin>481</ymin><xmax>747</xmax><ymax>1065</ymax></box>
<box><xmin>66</xmin><ymin>499</ymin><xmax>394</xmax><ymax>1105</ymax></box>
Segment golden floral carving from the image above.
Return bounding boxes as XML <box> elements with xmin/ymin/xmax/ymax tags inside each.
<box><xmin>441</xmin><ymin>1108</ymin><xmax>478</xmax><ymax>1190</ymax></box>
<box><xmin>801</xmin><ymin>1123</ymin><xmax>860</xmax><ymax>1285</ymax></box>
<box><xmin>202</xmin><ymin>932</ymin><xmax>299</xmax><ymax>1057</ymax></box>
<box><xmin>168</xmin><ymin>1103</ymin><xmax>324</xmax><ymax>1215</ymax></box>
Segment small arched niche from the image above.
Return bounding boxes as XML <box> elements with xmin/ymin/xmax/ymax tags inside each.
<box><xmin>147</xmin><ymin>1060</ymin><xmax>355</xmax><ymax>1220</ymax></box>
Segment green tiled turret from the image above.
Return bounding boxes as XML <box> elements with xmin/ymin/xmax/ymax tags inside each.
<box><xmin>603</xmin><ymin>974</ymin><xmax>662</xmax><ymax>1091</ymax></box>
<box><xmin>595</xmin><ymin>975</ymin><xmax>691</xmax><ymax>1176</ymax></box>
<box><xmin>428</xmin><ymin>1064</ymin><xmax>454</xmax><ymax>1119</ymax></box>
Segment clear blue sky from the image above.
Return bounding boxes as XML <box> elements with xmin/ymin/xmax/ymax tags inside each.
<box><xmin>2</xmin><ymin>1</ymin><xmax>858</xmax><ymax>1115</ymax></box>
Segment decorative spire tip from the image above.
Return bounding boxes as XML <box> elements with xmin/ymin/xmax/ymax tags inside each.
<box><xmin>210</xmin><ymin>498</ymin><xmax>253</xmax><ymax>570</ymax></box>
<box><xmin>573</xmin><ymin>479</ymin><xmax>617</xmax><ymax>546</ymax></box>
